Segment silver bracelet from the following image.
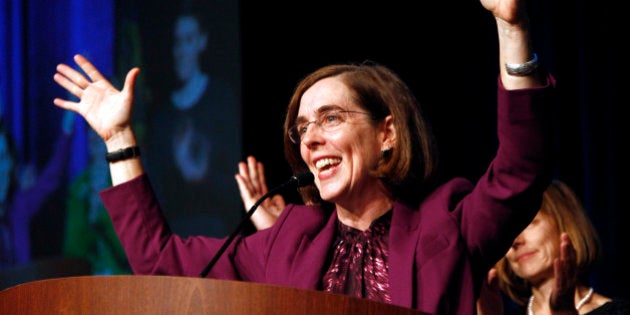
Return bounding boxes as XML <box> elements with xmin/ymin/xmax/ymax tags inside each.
<box><xmin>505</xmin><ymin>53</ymin><xmax>539</xmax><ymax>76</ymax></box>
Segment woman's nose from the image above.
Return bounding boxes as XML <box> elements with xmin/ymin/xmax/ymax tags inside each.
<box><xmin>511</xmin><ymin>233</ymin><xmax>524</xmax><ymax>250</ymax></box>
<box><xmin>300</xmin><ymin>123</ymin><xmax>325</xmax><ymax>145</ymax></box>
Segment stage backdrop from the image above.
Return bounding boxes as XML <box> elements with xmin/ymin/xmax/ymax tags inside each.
<box><xmin>1</xmin><ymin>0</ymin><xmax>627</xmax><ymax>302</ymax></box>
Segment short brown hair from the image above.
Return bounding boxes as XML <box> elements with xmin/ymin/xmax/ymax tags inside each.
<box><xmin>283</xmin><ymin>61</ymin><xmax>439</xmax><ymax>206</ymax></box>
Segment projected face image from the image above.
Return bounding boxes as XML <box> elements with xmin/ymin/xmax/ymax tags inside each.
<box><xmin>172</xmin><ymin>15</ymin><xmax>207</xmax><ymax>83</ymax></box>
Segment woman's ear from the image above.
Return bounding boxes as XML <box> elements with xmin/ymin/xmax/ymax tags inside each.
<box><xmin>381</xmin><ymin>114</ymin><xmax>396</xmax><ymax>152</ymax></box>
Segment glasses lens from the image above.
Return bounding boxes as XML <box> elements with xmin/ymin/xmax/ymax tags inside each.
<box><xmin>319</xmin><ymin>111</ymin><xmax>345</xmax><ymax>131</ymax></box>
<box><xmin>288</xmin><ymin>125</ymin><xmax>301</xmax><ymax>144</ymax></box>
<box><xmin>288</xmin><ymin>110</ymin><xmax>368</xmax><ymax>144</ymax></box>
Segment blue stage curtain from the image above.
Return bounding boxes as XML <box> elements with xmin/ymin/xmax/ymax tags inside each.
<box><xmin>1</xmin><ymin>0</ymin><xmax>113</xmax><ymax>180</ymax></box>
<box><xmin>1</xmin><ymin>0</ymin><xmax>114</xmax><ymax>263</ymax></box>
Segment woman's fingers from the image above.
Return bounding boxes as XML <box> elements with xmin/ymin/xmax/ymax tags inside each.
<box><xmin>53</xmin><ymin>68</ymin><xmax>84</xmax><ymax>99</ymax></box>
<box><xmin>52</xmin><ymin>97</ymin><xmax>78</xmax><ymax>112</ymax></box>
<box><xmin>74</xmin><ymin>54</ymin><xmax>106</xmax><ymax>83</ymax></box>
<box><xmin>237</xmin><ymin>162</ymin><xmax>254</xmax><ymax>192</ymax></box>
<box><xmin>246</xmin><ymin>156</ymin><xmax>260</xmax><ymax>190</ymax></box>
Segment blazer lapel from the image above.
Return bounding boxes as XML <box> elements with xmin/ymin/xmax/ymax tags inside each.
<box><xmin>388</xmin><ymin>202</ymin><xmax>420</xmax><ymax>307</ymax></box>
<box><xmin>287</xmin><ymin>211</ymin><xmax>338</xmax><ymax>289</ymax></box>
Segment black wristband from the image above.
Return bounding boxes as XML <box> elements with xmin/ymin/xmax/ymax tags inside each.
<box><xmin>105</xmin><ymin>146</ymin><xmax>141</xmax><ymax>163</ymax></box>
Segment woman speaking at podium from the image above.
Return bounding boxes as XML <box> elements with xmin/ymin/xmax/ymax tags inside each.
<box><xmin>51</xmin><ymin>0</ymin><xmax>556</xmax><ymax>312</ymax></box>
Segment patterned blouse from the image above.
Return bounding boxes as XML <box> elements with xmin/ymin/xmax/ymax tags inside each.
<box><xmin>322</xmin><ymin>210</ymin><xmax>392</xmax><ymax>304</ymax></box>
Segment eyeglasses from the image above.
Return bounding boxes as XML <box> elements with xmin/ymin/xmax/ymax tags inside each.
<box><xmin>288</xmin><ymin>109</ymin><xmax>371</xmax><ymax>144</ymax></box>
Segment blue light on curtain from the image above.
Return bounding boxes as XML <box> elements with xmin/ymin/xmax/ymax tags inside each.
<box><xmin>62</xmin><ymin>0</ymin><xmax>115</xmax><ymax>180</ymax></box>
<box><xmin>0</xmin><ymin>0</ymin><xmax>114</xmax><ymax>179</ymax></box>
<box><xmin>0</xmin><ymin>0</ymin><xmax>26</xmax><ymax>158</ymax></box>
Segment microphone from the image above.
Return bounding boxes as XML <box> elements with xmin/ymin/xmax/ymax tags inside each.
<box><xmin>199</xmin><ymin>171</ymin><xmax>314</xmax><ymax>278</ymax></box>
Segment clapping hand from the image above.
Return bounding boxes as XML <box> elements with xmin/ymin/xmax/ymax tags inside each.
<box><xmin>550</xmin><ymin>233</ymin><xmax>579</xmax><ymax>314</ymax></box>
<box><xmin>235</xmin><ymin>156</ymin><xmax>285</xmax><ymax>230</ymax></box>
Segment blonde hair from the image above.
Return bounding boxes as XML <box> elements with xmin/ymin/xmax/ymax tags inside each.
<box><xmin>495</xmin><ymin>180</ymin><xmax>602</xmax><ymax>306</ymax></box>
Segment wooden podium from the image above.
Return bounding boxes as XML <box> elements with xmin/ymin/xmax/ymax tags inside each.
<box><xmin>0</xmin><ymin>275</ymin><xmax>427</xmax><ymax>314</ymax></box>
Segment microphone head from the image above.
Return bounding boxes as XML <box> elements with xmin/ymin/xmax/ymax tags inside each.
<box><xmin>292</xmin><ymin>171</ymin><xmax>314</xmax><ymax>187</ymax></box>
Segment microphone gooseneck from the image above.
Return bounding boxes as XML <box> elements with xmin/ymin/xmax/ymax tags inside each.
<box><xmin>271</xmin><ymin>171</ymin><xmax>314</xmax><ymax>195</ymax></box>
<box><xmin>199</xmin><ymin>171</ymin><xmax>314</xmax><ymax>278</ymax></box>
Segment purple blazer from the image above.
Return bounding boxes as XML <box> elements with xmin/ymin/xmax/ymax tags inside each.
<box><xmin>101</xmin><ymin>74</ymin><xmax>556</xmax><ymax>314</ymax></box>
